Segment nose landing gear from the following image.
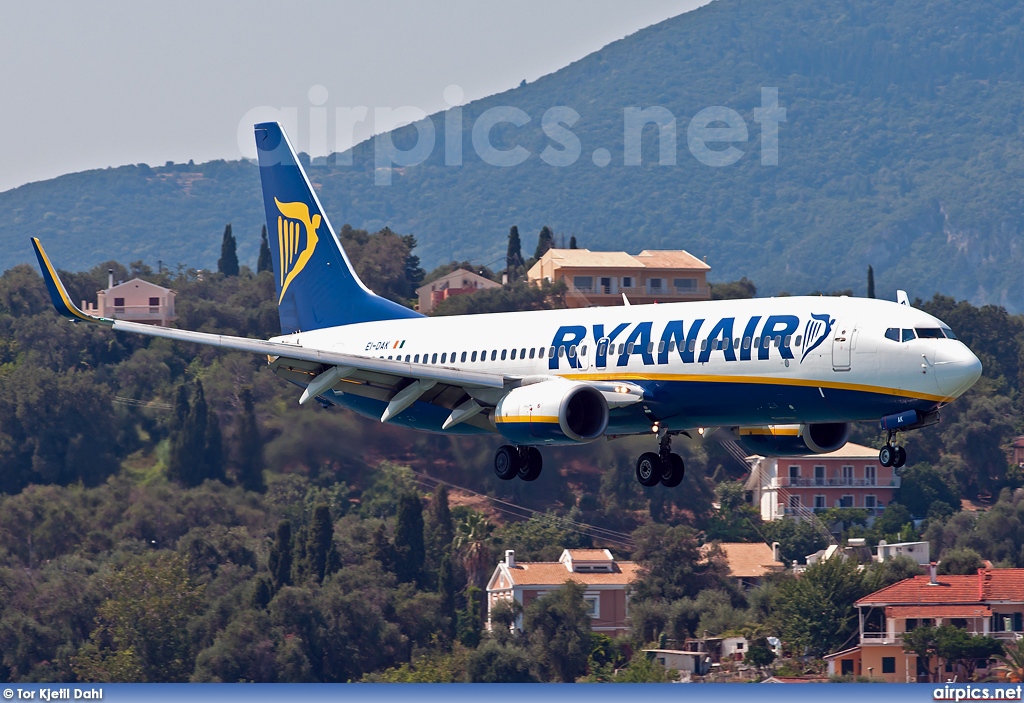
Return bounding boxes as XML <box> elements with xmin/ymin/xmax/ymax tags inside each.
<box><xmin>494</xmin><ymin>445</ymin><xmax>544</xmax><ymax>481</ymax></box>
<box><xmin>878</xmin><ymin>431</ymin><xmax>907</xmax><ymax>469</ymax></box>
<box><xmin>635</xmin><ymin>432</ymin><xmax>686</xmax><ymax>487</ymax></box>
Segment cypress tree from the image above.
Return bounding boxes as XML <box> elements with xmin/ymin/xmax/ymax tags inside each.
<box><xmin>425</xmin><ymin>483</ymin><xmax>455</xmax><ymax>578</ymax></box>
<box><xmin>458</xmin><ymin>585</ymin><xmax>484</xmax><ymax>648</ymax></box>
<box><xmin>251</xmin><ymin>575</ymin><xmax>273</xmax><ymax>610</ymax></box>
<box><xmin>202</xmin><ymin>404</ymin><xmax>225</xmax><ymax>483</ymax></box>
<box><xmin>438</xmin><ymin>552</ymin><xmax>457</xmax><ymax>643</ymax></box>
<box><xmin>372</xmin><ymin>524</ymin><xmax>396</xmax><ymax>574</ymax></box>
<box><xmin>867</xmin><ymin>265</ymin><xmax>876</xmax><ymax>298</ymax></box>
<box><xmin>569</xmin><ymin>235</ymin><xmax>578</xmax><ymax>249</ymax></box>
<box><xmin>534</xmin><ymin>226</ymin><xmax>554</xmax><ymax>260</ymax></box>
<box><xmin>168</xmin><ymin>382</ymin><xmax>208</xmax><ymax>487</ymax></box>
<box><xmin>292</xmin><ymin>524</ymin><xmax>309</xmax><ymax>584</ymax></box>
<box><xmin>308</xmin><ymin>504</ymin><xmax>340</xmax><ymax>584</ymax></box>
<box><xmin>506</xmin><ymin>226</ymin><xmax>522</xmax><ymax>283</ymax></box>
<box><xmin>268</xmin><ymin>520</ymin><xmax>293</xmax><ymax>593</ymax></box>
<box><xmin>393</xmin><ymin>493</ymin><xmax>425</xmax><ymax>585</ymax></box>
<box><xmin>257</xmin><ymin>225</ymin><xmax>273</xmax><ymax>273</ymax></box>
<box><xmin>235</xmin><ymin>387</ymin><xmax>266</xmax><ymax>493</ymax></box>
<box><xmin>218</xmin><ymin>224</ymin><xmax>239</xmax><ymax>276</ymax></box>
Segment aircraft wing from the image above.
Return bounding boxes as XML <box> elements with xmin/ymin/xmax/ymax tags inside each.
<box><xmin>32</xmin><ymin>238</ymin><xmax>507</xmax><ymax>425</ymax></box>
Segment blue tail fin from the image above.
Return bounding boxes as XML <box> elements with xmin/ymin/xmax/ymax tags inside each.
<box><xmin>254</xmin><ymin>122</ymin><xmax>422</xmax><ymax>333</ymax></box>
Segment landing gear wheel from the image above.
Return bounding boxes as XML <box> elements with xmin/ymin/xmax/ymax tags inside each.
<box><xmin>636</xmin><ymin>452</ymin><xmax>662</xmax><ymax>487</ymax></box>
<box><xmin>660</xmin><ymin>453</ymin><xmax>685</xmax><ymax>487</ymax></box>
<box><xmin>518</xmin><ymin>447</ymin><xmax>543</xmax><ymax>481</ymax></box>
<box><xmin>893</xmin><ymin>446</ymin><xmax>907</xmax><ymax>469</ymax></box>
<box><xmin>879</xmin><ymin>445</ymin><xmax>895</xmax><ymax>468</ymax></box>
<box><xmin>494</xmin><ymin>445</ymin><xmax>520</xmax><ymax>480</ymax></box>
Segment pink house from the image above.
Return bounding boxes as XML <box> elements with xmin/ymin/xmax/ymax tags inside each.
<box><xmin>82</xmin><ymin>271</ymin><xmax>176</xmax><ymax>327</ymax></box>
<box><xmin>486</xmin><ymin>548</ymin><xmax>640</xmax><ymax>637</ymax></box>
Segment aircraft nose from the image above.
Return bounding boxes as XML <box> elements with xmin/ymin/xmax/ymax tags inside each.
<box><xmin>933</xmin><ymin>343</ymin><xmax>982</xmax><ymax>398</ymax></box>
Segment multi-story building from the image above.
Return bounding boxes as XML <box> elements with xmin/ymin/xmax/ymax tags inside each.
<box><xmin>82</xmin><ymin>271</ymin><xmax>176</xmax><ymax>327</ymax></box>
<box><xmin>415</xmin><ymin>268</ymin><xmax>501</xmax><ymax>314</ymax></box>
<box><xmin>825</xmin><ymin>566</ymin><xmax>1024</xmax><ymax>682</ymax></box>
<box><xmin>745</xmin><ymin>442</ymin><xmax>899</xmax><ymax>521</ymax></box>
<box><xmin>527</xmin><ymin>248</ymin><xmax>711</xmax><ymax>308</ymax></box>
<box><xmin>485</xmin><ymin>548</ymin><xmax>639</xmax><ymax>637</ymax></box>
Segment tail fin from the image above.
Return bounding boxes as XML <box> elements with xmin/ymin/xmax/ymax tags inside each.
<box><xmin>254</xmin><ymin>122</ymin><xmax>421</xmax><ymax>333</ymax></box>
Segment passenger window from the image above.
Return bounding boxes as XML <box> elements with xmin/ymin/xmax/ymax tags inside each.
<box><xmin>667</xmin><ymin>340</ymin><xmax>676</xmax><ymax>352</ymax></box>
<box><xmin>763</xmin><ymin>337</ymin><xmax>771</xmax><ymax>349</ymax></box>
<box><xmin>688</xmin><ymin>339</ymin><xmax>696</xmax><ymax>352</ymax></box>
<box><xmin>558</xmin><ymin>346</ymin><xmax>566</xmax><ymax>358</ymax></box>
<box><xmin>784</xmin><ymin>335</ymin><xmax>792</xmax><ymax>347</ymax></box>
<box><xmin>774</xmin><ymin>336</ymin><xmax>781</xmax><ymax>347</ymax></box>
<box><xmin>491</xmin><ymin>350</ymin><xmax>497</xmax><ymax>361</ymax></box>
<box><xmin>510</xmin><ymin>349</ymin><xmax>517</xmax><ymax>360</ymax></box>
<box><xmin>658</xmin><ymin>340</ymin><xmax>666</xmax><ymax>354</ymax></box>
<box><xmin>440</xmin><ymin>353</ymin><xmax>447</xmax><ymax>364</ymax></box>
<box><xmin>902</xmin><ymin>329</ymin><xmax>916</xmax><ymax>342</ymax></box>
<box><xmin>885</xmin><ymin>328</ymin><xmax>899</xmax><ymax>341</ymax></box>
<box><xmin>500</xmin><ymin>349</ymin><xmax>507</xmax><ymax>361</ymax></box>
<box><xmin>617</xmin><ymin>343</ymin><xmax>624</xmax><ymax>355</ymax></box>
<box><xmin>794</xmin><ymin>335</ymin><xmax>802</xmax><ymax>347</ymax></box>
<box><xmin>432</xmin><ymin>353</ymin><xmax>438</xmax><ymax>364</ymax></box>
<box><xmin>471</xmin><ymin>351</ymin><xmax>477</xmax><ymax>362</ymax></box>
<box><xmin>701</xmin><ymin>339</ymin><xmax>708</xmax><ymax>351</ymax></box>
<box><xmin>646</xmin><ymin>342</ymin><xmax>653</xmax><ymax>354</ymax></box>
<box><xmin>915</xmin><ymin>327</ymin><xmax>944</xmax><ymax>339</ymax></box>
<box><xmin>388</xmin><ymin>355</ymin><xmax>393</xmax><ymax>359</ymax></box>
<box><xmin>580</xmin><ymin>345</ymin><xmax>586</xmax><ymax>356</ymax></box>
<box><xmin>568</xmin><ymin>345</ymin><xmax>576</xmax><ymax>358</ymax></box>
<box><xmin>461</xmin><ymin>351</ymin><xmax>467</xmax><ymax>362</ymax></box>
<box><xmin>743</xmin><ymin>337</ymin><xmax>751</xmax><ymax>349</ymax></box>
<box><xmin>414</xmin><ymin>354</ymin><xmax>420</xmax><ymax>363</ymax></box>
<box><xmin>529</xmin><ymin>348</ymin><xmax>535</xmax><ymax>359</ymax></box>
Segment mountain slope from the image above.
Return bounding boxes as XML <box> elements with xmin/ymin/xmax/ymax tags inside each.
<box><xmin>2</xmin><ymin>0</ymin><xmax>1024</xmax><ymax>308</ymax></box>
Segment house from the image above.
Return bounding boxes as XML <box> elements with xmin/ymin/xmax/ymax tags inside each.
<box><xmin>82</xmin><ymin>270</ymin><xmax>176</xmax><ymax>327</ymax></box>
<box><xmin>876</xmin><ymin>540</ymin><xmax>930</xmax><ymax>566</ymax></box>
<box><xmin>825</xmin><ymin>566</ymin><xmax>1024</xmax><ymax>682</ymax></box>
<box><xmin>745</xmin><ymin>442</ymin><xmax>899</xmax><ymax>521</ymax></box>
<box><xmin>1013</xmin><ymin>436</ymin><xmax>1024</xmax><ymax>467</ymax></box>
<box><xmin>643</xmin><ymin>648</ymin><xmax>711</xmax><ymax>676</ymax></box>
<box><xmin>415</xmin><ymin>268</ymin><xmax>501</xmax><ymax>314</ymax></box>
<box><xmin>702</xmin><ymin>542</ymin><xmax>785</xmax><ymax>588</ymax></box>
<box><xmin>527</xmin><ymin>248</ymin><xmax>711</xmax><ymax>308</ymax></box>
<box><xmin>485</xmin><ymin>548</ymin><xmax>640</xmax><ymax>637</ymax></box>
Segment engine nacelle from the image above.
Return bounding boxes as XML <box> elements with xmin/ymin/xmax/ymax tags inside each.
<box><xmin>734</xmin><ymin>422</ymin><xmax>850</xmax><ymax>456</ymax></box>
<box><xmin>495</xmin><ymin>380</ymin><xmax>609</xmax><ymax>445</ymax></box>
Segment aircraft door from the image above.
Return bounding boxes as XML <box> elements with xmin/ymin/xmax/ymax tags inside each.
<box><xmin>576</xmin><ymin>336</ymin><xmax>595</xmax><ymax>371</ymax></box>
<box><xmin>832</xmin><ymin>322</ymin><xmax>852</xmax><ymax>371</ymax></box>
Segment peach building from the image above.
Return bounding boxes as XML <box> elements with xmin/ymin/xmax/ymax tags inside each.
<box><xmin>485</xmin><ymin>548</ymin><xmax>640</xmax><ymax>637</ymax></box>
<box><xmin>82</xmin><ymin>271</ymin><xmax>176</xmax><ymax>327</ymax></box>
<box><xmin>415</xmin><ymin>268</ymin><xmax>501</xmax><ymax>314</ymax></box>
<box><xmin>527</xmin><ymin>248</ymin><xmax>711</xmax><ymax>308</ymax></box>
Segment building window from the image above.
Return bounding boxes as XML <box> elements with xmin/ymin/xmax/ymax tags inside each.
<box><xmin>841</xmin><ymin>659</ymin><xmax>854</xmax><ymax>676</ymax></box>
<box><xmin>788</xmin><ymin>465</ymin><xmax>800</xmax><ymax>484</ymax></box>
<box><xmin>573</xmin><ymin>276</ymin><xmax>593</xmax><ymax>291</ymax></box>
<box><xmin>814</xmin><ymin>495</ymin><xmax>826</xmax><ymax>510</ymax></box>
<box><xmin>583</xmin><ymin>595</ymin><xmax>600</xmax><ymax>619</ymax></box>
<box><xmin>673</xmin><ymin>277</ymin><xmax>697</xmax><ymax>293</ymax></box>
<box><xmin>842</xmin><ymin>465</ymin><xmax>854</xmax><ymax>484</ymax></box>
<box><xmin>864</xmin><ymin>495</ymin><xmax>877</xmax><ymax>509</ymax></box>
<box><xmin>814</xmin><ymin>465</ymin><xmax>825</xmax><ymax>485</ymax></box>
<box><xmin>865</xmin><ymin>465</ymin><xmax>876</xmax><ymax>485</ymax></box>
<box><xmin>840</xmin><ymin>495</ymin><xmax>854</xmax><ymax>508</ymax></box>
<box><xmin>622</xmin><ymin>276</ymin><xmax>633</xmax><ymax>288</ymax></box>
<box><xmin>648</xmin><ymin>278</ymin><xmax>663</xmax><ymax>292</ymax></box>
<box><xmin>882</xmin><ymin>657</ymin><xmax>896</xmax><ymax>674</ymax></box>
<box><xmin>600</xmin><ymin>277</ymin><xmax>613</xmax><ymax>294</ymax></box>
<box><xmin>789</xmin><ymin>495</ymin><xmax>800</xmax><ymax>508</ymax></box>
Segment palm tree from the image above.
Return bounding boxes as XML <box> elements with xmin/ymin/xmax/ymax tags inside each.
<box><xmin>454</xmin><ymin>511</ymin><xmax>495</xmax><ymax>587</ymax></box>
<box><xmin>992</xmin><ymin>639</ymin><xmax>1024</xmax><ymax>682</ymax></box>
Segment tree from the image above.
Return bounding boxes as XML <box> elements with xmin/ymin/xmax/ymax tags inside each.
<box><xmin>897</xmin><ymin>463</ymin><xmax>960</xmax><ymax>517</ymax></box>
<box><xmin>394</xmin><ymin>493</ymin><xmax>425</xmax><ymax>585</ymax></box>
<box><xmin>937</xmin><ymin>625</ymin><xmax>1002</xmax><ymax>681</ymax></box>
<box><xmin>431</xmin><ymin>279</ymin><xmax>567</xmax><ymax>316</ymax></box>
<box><xmin>307</xmin><ymin>504</ymin><xmax>340</xmax><ymax>584</ymax></box>
<box><xmin>234</xmin><ymin>387</ymin><xmax>266</xmax><ymax>492</ymax></box>
<box><xmin>630</xmin><ymin>523</ymin><xmax>727</xmax><ymax>602</ymax></box>
<box><xmin>467</xmin><ymin>641</ymin><xmax>536</xmax><ymax>683</ymax></box>
<box><xmin>533</xmin><ymin>226</ymin><xmax>554</xmax><ymax>260</ymax></box>
<box><xmin>218</xmin><ymin>224</ymin><xmax>239</xmax><ymax>276</ymax></box>
<box><xmin>569</xmin><ymin>235</ymin><xmax>578</xmax><ymax>249</ymax></box>
<box><xmin>454</xmin><ymin>511</ymin><xmax>495</xmax><ymax>587</ymax></box>
<box><xmin>73</xmin><ymin>555</ymin><xmax>203</xmax><ymax>682</ymax></box>
<box><xmin>257</xmin><ymin>225</ymin><xmax>273</xmax><ymax>273</ymax></box>
<box><xmin>710</xmin><ymin>277</ymin><xmax>757</xmax><ymax>300</ymax></box>
<box><xmin>457</xmin><ymin>585</ymin><xmax>484</xmax><ymax>648</ymax></box>
<box><xmin>746</xmin><ymin>637</ymin><xmax>777</xmax><ymax>672</ymax></box>
<box><xmin>867</xmin><ymin>265</ymin><xmax>875</xmax><ymax>298</ymax></box>
<box><xmin>506</xmin><ymin>226</ymin><xmax>523</xmax><ymax>283</ymax></box>
<box><xmin>201</xmin><ymin>402</ymin><xmax>225</xmax><ymax>484</ymax></box>
<box><xmin>268</xmin><ymin>520</ymin><xmax>293</xmax><ymax>593</ymax></box>
<box><xmin>772</xmin><ymin>555</ymin><xmax>867</xmax><ymax>657</ymax></box>
<box><xmin>524</xmin><ymin>581</ymin><xmax>592</xmax><ymax>682</ymax></box>
<box><xmin>993</xmin><ymin>639</ymin><xmax>1024</xmax><ymax>682</ymax></box>
<box><xmin>425</xmin><ymin>483</ymin><xmax>455</xmax><ymax>578</ymax></box>
<box><xmin>437</xmin><ymin>552</ymin><xmax>457</xmax><ymax>643</ymax></box>
<box><xmin>938</xmin><ymin>547</ymin><xmax>984</xmax><ymax>575</ymax></box>
<box><xmin>168</xmin><ymin>381</ymin><xmax>222</xmax><ymax>487</ymax></box>
<box><xmin>401</xmin><ymin>234</ymin><xmax>425</xmax><ymax>292</ymax></box>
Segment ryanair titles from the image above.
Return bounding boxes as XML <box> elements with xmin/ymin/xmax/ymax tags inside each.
<box><xmin>548</xmin><ymin>314</ymin><xmax>831</xmax><ymax>370</ymax></box>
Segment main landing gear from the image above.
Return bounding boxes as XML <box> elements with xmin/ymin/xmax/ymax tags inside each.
<box><xmin>636</xmin><ymin>433</ymin><xmax>685</xmax><ymax>488</ymax></box>
<box><xmin>494</xmin><ymin>445</ymin><xmax>543</xmax><ymax>482</ymax></box>
<box><xmin>878</xmin><ymin>431</ymin><xmax>907</xmax><ymax>469</ymax></box>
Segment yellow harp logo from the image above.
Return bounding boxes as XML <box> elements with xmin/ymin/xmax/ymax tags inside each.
<box><xmin>275</xmin><ymin>197</ymin><xmax>321</xmax><ymax>303</ymax></box>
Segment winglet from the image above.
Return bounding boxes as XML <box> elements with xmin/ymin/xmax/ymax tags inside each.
<box><xmin>30</xmin><ymin>238</ymin><xmax>112</xmax><ymax>325</ymax></box>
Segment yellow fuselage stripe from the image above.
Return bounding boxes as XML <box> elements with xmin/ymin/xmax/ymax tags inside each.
<box><xmin>496</xmin><ymin>415</ymin><xmax>559</xmax><ymax>424</ymax></box>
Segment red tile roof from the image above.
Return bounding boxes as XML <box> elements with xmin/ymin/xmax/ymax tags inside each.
<box><xmin>502</xmin><ymin>561</ymin><xmax>641</xmax><ymax>587</ymax></box>
<box><xmin>886</xmin><ymin>605</ymin><xmax>992</xmax><ymax>619</ymax></box>
<box><xmin>856</xmin><ymin>569</ymin><xmax>1024</xmax><ymax>607</ymax></box>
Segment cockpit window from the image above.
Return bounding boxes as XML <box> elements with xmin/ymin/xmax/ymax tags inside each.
<box><xmin>941</xmin><ymin>326</ymin><xmax>957</xmax><ymax>340</ymax></box>
<box><xmin>915</xmin><ymin>327</ymin><xmax>944</xmax><ymax>339</ymax></box>
<box><xmin>902</xmin><ymin>329</ymin><xmax>916</xmax><ymax>342</ymax></box>
<box><xmin>885</xmin><ymin>328</ymin><xmax>899</xmax><ymax>342</ymax></box>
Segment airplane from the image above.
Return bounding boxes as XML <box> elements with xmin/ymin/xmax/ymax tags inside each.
<box><xmin>31</xmin><ymin>122</ymin><xmax>983</xmax><ymax>488</ymax></box>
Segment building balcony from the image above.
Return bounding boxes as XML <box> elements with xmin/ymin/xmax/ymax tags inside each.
<box><xmin>783</xmin><ymin>506</ymin><xmax>886</xmax><ymax>517</ymax></box>
<box><xmin>774</xmin><ymin>476</ymin><xmax>899</xmax><ymax>488</ymax></box>
<box><xmin>860</xmin><ymin>630</ymin><xmax>1022</xmax><ymax>646</ymax></box>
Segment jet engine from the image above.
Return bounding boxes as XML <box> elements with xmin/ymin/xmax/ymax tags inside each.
<box><xmin>494</xmin><ymin>379</ymin><xmax>609</xmax><ymax>445</ymax></box>
<box><xmin>733</xmin><ymin>422</ymin><xmax>850</xmax><ymax>456</ymax></box>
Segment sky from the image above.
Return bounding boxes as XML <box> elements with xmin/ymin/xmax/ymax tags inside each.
<box><xmin>0</xmin><ymin>0</ymin><xmax>710</xmax><ymax>194</ymax></box>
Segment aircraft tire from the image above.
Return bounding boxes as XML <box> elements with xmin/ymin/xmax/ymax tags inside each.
<box><xmin>518</xmin><ymin>447</ymin><xmax>543</xmax><ymax>481</ymax></box>
<box><xmin>494</xmin><ymin>445</ymin><xmax>520</xmax><ymax>480</ymax></box>
<box><xmin>660</xmin><ymin>453</ymin><xmax>685</xmax><ymax>487</ymax></box>
<box><xmin>878</xmin><ymin>445</ymin><xmax>895</xmax><ymax>468</ymax></box>
<box><xmin>636</xmin><ymin>452</ymin><xmax>662</xmax><ymax>487</ymax></box>
<box><xmin>893</xmin><ymin>446</ymin><xmax>907</xmax><ymax>469</ymax></box>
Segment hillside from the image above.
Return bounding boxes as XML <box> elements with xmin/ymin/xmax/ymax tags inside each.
<box><xmin>2</xmin><ymin>0</ymin><xmax>1024</xmax><ymax>307</ymax></box>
